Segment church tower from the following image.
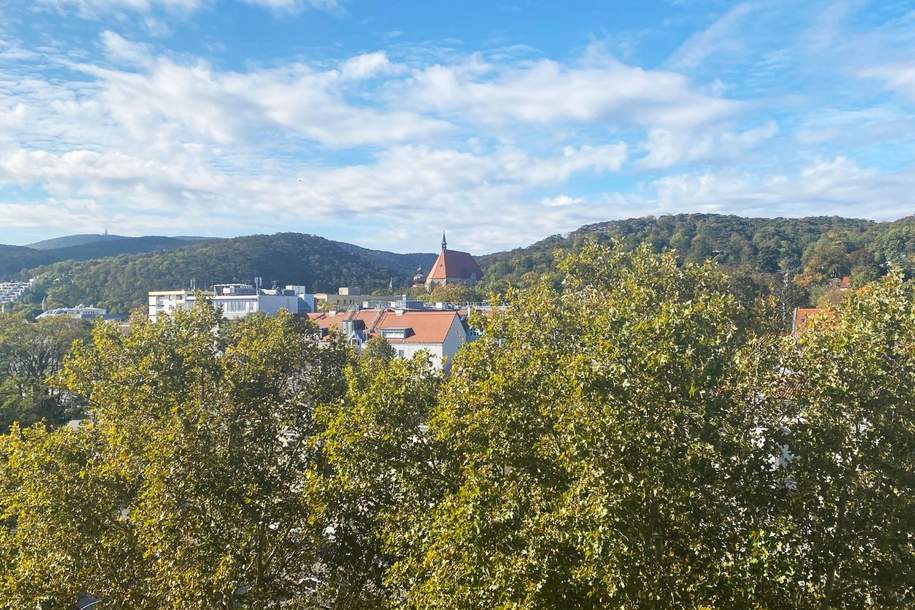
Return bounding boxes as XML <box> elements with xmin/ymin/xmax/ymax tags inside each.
<box><xmin>424</xmin><ymin>232</ymin><xmax>482</xmax><ymax>292</ymax></box>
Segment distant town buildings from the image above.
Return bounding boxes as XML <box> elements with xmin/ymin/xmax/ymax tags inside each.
<box><xmin>308</xmin><ymin>308</ymin><xmax>468</xmax><ymax>371</ymax></box>
<box><xmin>415</xmin><ymin>233</ymin><xmax>483</xmax><ymax>292</ymax></box>
<box><xmin>148</xmin><ymin>283</ymin><xmax>314</xmax><ymax>322</ymax></box>
<box><xmin>37</xmin><ymin>305</ymin><xmax>107</xmax><ymax>321</ymax></box>
<box><xmin>312</xmin><ymin>287</ymin><xmax>405</xmax><ymax>312</ymax></box>
<box><xmin>0</xmin><ymin>281</ymin><xmax>32</xmax><ymax>312</ymax></box>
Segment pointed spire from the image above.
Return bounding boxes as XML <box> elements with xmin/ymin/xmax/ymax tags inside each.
<box><xmin>441</xmin><ymin>231</ymin><xmax>447</xmax><ymax>251</ymax></box>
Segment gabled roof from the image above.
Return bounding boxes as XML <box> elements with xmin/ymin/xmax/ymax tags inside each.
<box><xmin>307</xmin><ymin>309</ymin><xmax>462</xmax><ymax>344</ymax></box>
<box><xmin>426</xmin><ymin>248</ymin><xmax>482</xmax><ymax>281</ymax></box>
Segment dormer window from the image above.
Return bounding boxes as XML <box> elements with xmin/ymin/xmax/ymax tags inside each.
<box><xmin>381</xmin><ymin>327</ymin><xmax>412</xmax><ymax>339</ymax></box>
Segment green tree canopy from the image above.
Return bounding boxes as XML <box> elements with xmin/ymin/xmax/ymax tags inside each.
<box><xmin>0</xmin><ymin>314</ymin><xmax>90</xmax><ymax>433</ymax></box>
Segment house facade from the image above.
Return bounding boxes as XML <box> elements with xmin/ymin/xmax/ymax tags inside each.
<box><xmin>307</xmin><ymin>308</ymin><xmax>468</xmax><ymax>371</ymax></box>
<box><xmin>148</xmin><ymin>284</ymin><xmax>314</xmax><ymax>322</ymax></box>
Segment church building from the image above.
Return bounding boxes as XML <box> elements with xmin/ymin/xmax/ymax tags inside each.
<box><xmin>423</xmin><ymin>233</ymin><xmax>483</xmax><ymax>292</ymax></box>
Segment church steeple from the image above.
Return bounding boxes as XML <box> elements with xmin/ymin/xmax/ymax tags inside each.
<box><xmin>441</xmin><ymin>231</ymin><xmax>447</xmax><ymax>251</ymax></box>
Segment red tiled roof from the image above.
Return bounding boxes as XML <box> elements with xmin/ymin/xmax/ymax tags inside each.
<box><xmin>307</xmin><ymin>309</ymin><xmax>460</xmax><ymax>344</ymax></box>
<box><xmin>792</xmin><ymin>307</ymin><xmax>841</xmax><ymax>335</ymax></box>
<box><xmin>426</xmin><ymin>249</ymin><xmax>482</xmax><ymax>282</ymax></box>
<box><xmin>792</xmin><ymin>308</ymin><xmax>818</xmax><ymax>334</ymax></box>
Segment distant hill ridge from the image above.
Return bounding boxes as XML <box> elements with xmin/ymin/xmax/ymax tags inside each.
<box><xmin>0</xmin><ymin>235</ymin><xmax>219</xmax><ymax>278</ymax></box>
<box><xmin>26</xmin><ymin>233</ymin><xmax>128</xmax><ymax>250</ymax></box>
<box><xmin>5</xmin><ymin>214</ymin><xmax>915</xmax><ymax>314</ymax></box>
<box><xmin>476</xmin><ymin>213</ymin><xmax>915</xmax><ymax>293</ymax></box>
<box><xmin>18</xmin><ymin>232</ymin><xmax>437</xmax><ymax>313</ymax></box>
<box><xmin>26</xmin><ymin>233</ymin><xmax>213</xmax><ymax>250</ymax></box>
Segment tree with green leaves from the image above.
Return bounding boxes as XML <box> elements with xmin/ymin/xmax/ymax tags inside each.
<box><xmin>309</xmin><ymin>349</ymin><xmax>444</xmax><ymax>607</ymax></box>
<box><xmin>0</xmin><ymin>313</ymin><xmax>90</xmax><ymax>433</ymax></box>
<box><xmin>381</xmin><ymin>243</ymin><xmax>787</xmax><ymax>608</ymax></box>
<box><xmin>2</xmin><ymin>242</ymin><xmax>913</xmax><ymax>609</ymax></box>
<box><xmin>1</xmin><ymin>303</ymin><xmax>351</xmax><ymax>608</ymax></box>
<box><xmin>753</xmin><ymin>268</ymin><xmax>915</xmax><ymax>609</ymax></box>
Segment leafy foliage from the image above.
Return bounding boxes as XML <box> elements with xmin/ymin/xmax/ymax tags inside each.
<box><xmin>0</xmin><ymin>314</ymin><xmax>90</xmax><ymax>433</ymax></box>
<box><xmin>1</xmin><ymin>244</ymin><xmax>913</xmax><ymax>609</ymax></box>
<box><xmin>1</xmin><ymin>304</ymin><xmax>351</xmax><ymax>608</ymax></box>
<box><xmin>750</xmin><ymin>269</ymin><xmax>915</xmax><ymax>608</ymax></box>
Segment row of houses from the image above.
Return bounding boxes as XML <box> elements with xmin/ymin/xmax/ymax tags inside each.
<box><xmin>146</xmin><ymin>236</ymin><xmax>486</xmax><ymax>370</ymax></box>
<box><xmin>0</xmin><ymin>281</ymin><xmax>32</xmax><ymax>312</ymax></box>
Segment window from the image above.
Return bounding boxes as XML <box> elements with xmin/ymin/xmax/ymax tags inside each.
<box><xmin>221</xmin><ymin>299</ymin><xmax>257</xmax><ymax>313</ymax></box>
<box><xmin>381</xmin><ymin>328</ymin><xmax>411</xmax><ymax>339</ymax></box>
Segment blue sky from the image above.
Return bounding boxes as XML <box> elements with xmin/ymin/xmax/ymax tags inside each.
<box><xmin>1</xmin><ymin>0</ymin><xmax>914</xmax><ymax>253</ymax></box>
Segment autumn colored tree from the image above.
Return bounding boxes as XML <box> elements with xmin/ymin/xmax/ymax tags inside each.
<box><xmin>382</xmin><ymin>244</ymin><xmax>786</xmax><ymax>608</ymax></box>
<box><xmin>0</xmin><ymin>313</ymin><xmax>90</xmax><ymax>433</ymax></box>
<box><xmin>1</xmin><ymin>304</ymin><xmax>350</xmax><ymax>609</ymax></box>
<box><xmin>754</xmin><ymin>269</ymin><xmax>915</xmax><ymax>609</ymax></box>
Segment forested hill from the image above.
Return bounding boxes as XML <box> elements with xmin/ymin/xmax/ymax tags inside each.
<box><xmin>22</xmin><ymin>233</ymin><xmax>435</xmax><ymax>313</ymax></box>
<box><xmin>0</xmin><ymin>236</ymin><xmax>217</xmax><ymax>278</ymax></box>
<box><xmin>478</xmin><ymin>213</ymin><xmax>915</xmax><ymax>293</ymax></box>
<box><xmin>26</xmin><ymin>233</ymin><xmax>127</xmax><ymax>250</ymax></box>
<box><xmin>12</xmin><ymin>214</ymin><xmax>915</xmax><ymax>314</ymax></box>
<box><xmin>0</xmin><ymin>245</ymin><xmax>57</xmax><ymax>277</ymax></box>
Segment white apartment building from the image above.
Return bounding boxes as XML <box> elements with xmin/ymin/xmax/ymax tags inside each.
<box><xmin>148</xmin><ymin>284</ymin><xmax>314</xmax><ymax>322</ymax></box>
<box><xmin>0</xmin><ymin>281</ymin><xmax>31</xmax><ymax>301</ymax></box>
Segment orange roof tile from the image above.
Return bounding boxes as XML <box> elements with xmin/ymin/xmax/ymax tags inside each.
<box><xmin>426</xmin><ymin>248</ymin><xmax>482</xmax><ymax>282</ymax></box>
<box><xmin>308</xmin><ymin>309</ymin><xmax>460</xmax><ymax>344</ymax></box>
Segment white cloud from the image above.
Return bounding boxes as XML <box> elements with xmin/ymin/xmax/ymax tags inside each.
<box><xmin>541</xmin><ymin>194</ymin><xmax>584</xmax><ymax>207</ymax></box>
<box><xmin>639</xmin><ymin>121</ymin><xmax>777</xmax><ymax>169</ymax></box>
<box><xmin>859</xmin><ymin>63</ymin><xmax>915</xmax><ymax>102</ymax></box>
<box><xmin>38</xmin><ymin>0</ymin><xmax>202</xmax><ymax>16</ymax></box>
<box><xmin>71</xmin><ymin>51</ymin><xmax>450</xmax><ymax>147</ymax></box>
<box><xmin>340</xmin><ymin>52</ymin><xmax>402</xmax><ymax>80</ymax></box>
<box><xmin>0</xmin><ymin>141</ymin><xmax>628</xmax><ymax>251</ymax></box>
<box><xmin>667</xmin><ymin>3</ymin><xmax>756</xmax><ymax>69</ymax></box>
<box><xmin>408</xmin><ymin>52</ymin><xmax>739</xmax><ymax>130</ymax></box>
<box><xmin>100</xmin><ymin>31</ymin><xmax>154</xmax><ymax>67</ymax></box>
<box><xmin>650</xmin><ymin>156</ymin><xmax>909</xmax><ymax>220</ymax></box>
<box><xmin>241</xmin><ymin>0</ymin><xmax>341</xmax><ymax>11</ymax></box>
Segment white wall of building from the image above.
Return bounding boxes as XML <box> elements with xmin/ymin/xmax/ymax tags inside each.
<box><xmin>388</xmin><ymin>315</ymin><xmax>467</xmax><ymax>371</ymax></box>
<box><xmin>149</xmin><ymin>287</ymin><xmax>311</xmax><ymax>322</ymax></box>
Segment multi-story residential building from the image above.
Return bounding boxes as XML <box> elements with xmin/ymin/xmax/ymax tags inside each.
<box><xmin>0</xmin><ymin>281</ymin><xmax>32</xmax><ymax>307</ymax></box>
<box><xmin>307</xmin><ymin>308</ymin><xmax>468</xmax><ymax>371</ymax></box>
<box><xmin>148</xmin><ymin>284</ymin><xmax>314</xmax><ymax>322</ymax></box>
